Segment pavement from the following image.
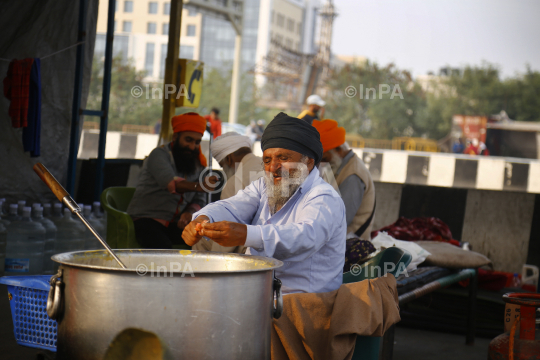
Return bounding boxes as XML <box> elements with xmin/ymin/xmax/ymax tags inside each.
<box><xmin>1</xmin><ymin>283</ymin><xmax>494</xmax><ymax>360</ymax></box>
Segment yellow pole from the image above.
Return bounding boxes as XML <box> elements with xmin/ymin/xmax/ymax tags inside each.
<box><xmin>160</xmin><ymin>0</ymin><xmax>183</xmax><ymax>143</ymax></box>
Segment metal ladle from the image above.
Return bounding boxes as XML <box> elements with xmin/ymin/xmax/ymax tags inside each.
<box><xmin>33</xmin><ymin>163</ymin><xmax>127</xmax><ymax>269</ymax></box>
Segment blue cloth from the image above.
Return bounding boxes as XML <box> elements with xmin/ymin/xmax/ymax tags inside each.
<box><xmin>22</xmin><ymin>58</ymin><xmax>41</xmax><ymax>157</ymax></box>
<box><xmin>194</xmin><ymin>167</ymin><xmax>347</xmax><ymax>294</ymax></box>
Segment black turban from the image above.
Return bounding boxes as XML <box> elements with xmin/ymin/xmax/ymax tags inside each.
<box><xmin>261</xmin><ymin>112</ymin><xmax>323</xmax><ymax>164</ymax></box>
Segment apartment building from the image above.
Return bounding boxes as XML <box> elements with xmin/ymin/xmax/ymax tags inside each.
<box><xmin>95</xmin><ymin>0</ymin><xmax>202</xmax><ymax>82</ymax></box>
<box><xmin>95</xmin><ymin>0</ymin><xmax>320</xmax><ymax>80</ymax></box>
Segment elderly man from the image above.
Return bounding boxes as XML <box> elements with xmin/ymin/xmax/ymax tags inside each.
<box><xmin>127</xmin><ymin>112</ymin><xmax>216</xmax><ymax>248</ymax></box>
<box><xmin>183</xmin><ymin>113</ymin><xmax>346</xmax><ymax>294</ymax></box>
<box><xmin>312</xmin><ymin>119</ymin><xmax>376</xmax><ymax>240</ymax></box>
<box><xmin>298</xmin><ymin>94</ymin><xmax>326</xmax><ymax>125</ymax></box>
<box><xmin>192</xmin><ymin>132</ymin><xmax>263</xmax><ymax>253</ymax></box>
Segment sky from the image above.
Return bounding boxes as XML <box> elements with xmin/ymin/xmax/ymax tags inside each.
<box><xmin>332</xmin><ymin>0</ymin><xmax>540</xmax><ymax>78</ymax></box>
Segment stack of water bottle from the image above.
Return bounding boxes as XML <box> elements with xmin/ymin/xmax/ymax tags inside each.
<box><xmin>0</xmin><ymin>198</ymin><xmax>107</xmax><ymax>276</ymax></box>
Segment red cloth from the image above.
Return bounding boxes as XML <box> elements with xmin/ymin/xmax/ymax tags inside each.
<box><xmin>204</xmin><ymin>115</ymin><xmax>222</xmax><ymax>139</ymax></box>
<box><xmin>372</xmin><ymin>216</ymin><xmax>460</xmax><ymax>246</ymax></box>
<box><xmin>3</xmin><ymin>58</ymin><xmax>34</xmax><ymax>128</ymax></box>
<box><xmin>464</xmin><ymin>144</ymin><xmax>479</xmax><ymax>155</ymax></box>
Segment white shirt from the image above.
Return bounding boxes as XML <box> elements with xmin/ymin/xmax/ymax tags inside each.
<box><xmin>193</xmin><ymin>167</ymin><xmax>346</xmax><ymax>294</ymax></box>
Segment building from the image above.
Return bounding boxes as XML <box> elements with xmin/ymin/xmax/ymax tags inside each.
<box><xmin>95</xmin><ymin>0</ymin><xmax>320</xmax><ymax>80</ymax></box>
<box><xmin>95</xmin><ymin>1</ymin><xmax>202</xmax><ymax>82</ymax></box>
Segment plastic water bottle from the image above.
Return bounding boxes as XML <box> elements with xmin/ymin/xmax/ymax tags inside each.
<box><xmin>93</xmin><ymin>201</ymin><xmax>107</xmax><ymax>229</ymax></box>
<box><xmin>5</xmin><ymin>206</ymin><xmax>46</xmax><ymax>275</ymax></box>
<box><xmin>51</xmin><ymin>203</ymin><xmax>64</xmax><ymax>224</ymax></box>
<box><xmin>6</xmin><ymin>204</ymin><xmax>21</xmax><ymax>222</ymax></box>
<box><xmin>0</xmin><ymin>222</ymin><xmax>7</xmax><ymax>276</ymax></box>
<box><xmin>17</xmin><ymin>200</ymin><xmax>26</xmax><ymax>216</ymax></box>
<box><xmin>0</xmin><ymin>201</ymin><xmax>10</xmax><ymax>228</ymax></box>
<box><xmin>42</xmin><ymin>203</ymin><xmax>52</xmax><ymax>218</ymax></box>
<box><xmin>33</xmin><ymin>206</ymin><xmax>58</xmax><ymax>274</ymax></box>
<box><xmin>82</xmin><ymin>206</ymin><xmax>106</xmax><ymax>249</ymax></box>
<box><xmin>55</xmin><ymin>208</ymin><xmax>85</xmax><ymax>254</ymax></box>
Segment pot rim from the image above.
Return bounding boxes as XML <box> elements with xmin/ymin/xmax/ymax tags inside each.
<box><xmin>51</xmin><ymin>249</ymin><xmax>283</xmax><ymax>273</ymax></box>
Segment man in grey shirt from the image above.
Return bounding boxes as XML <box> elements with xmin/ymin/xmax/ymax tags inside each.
<box><xmin>127</xmin><ymin>112</ymin><xmax>216</xmax><ymax>248</ymax></box>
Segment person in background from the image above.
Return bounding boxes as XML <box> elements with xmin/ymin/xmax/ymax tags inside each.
<box><xmin>255</xmin><ymin>119</ymin><xmax>265</xmax><ymax>140</ymax></box>
<box><xmin>313</xmin><ymin>119</ymin><xmax>376</xmax><ymax>240</ymax></box>
<box><xmin>204</xmin><ymin>107</ymin><xmax>222</xmax><ymax>139</ymax></box>
<box><xmin>298</xmin><ymin>94</ymin><xmax>326</xmax><ymax>125</ymax></box>
<box><xmin>464</xmin><ymin>138</ymin><xmax>480</xmax><ymax>155</ymax></box>
<box><xmin>192</xmin><ymin>132</ymin><xmax>263</xmax><ymax>253</ymax></box>
<box><xmin>452</xmin><ymin>138</ymin><xmax>465</xmax><ymax>154</ymax></box>
<box><xmin>183</xmin><ymin>113</ymin><xmax>346</xmax><ymax>294</ymax></box>
<box><xmin>127</xmin><ymin>112</ymin><xmax>217</xmax><ymax>248</ymax></box>
<box><xmin>154</xmin><ymin>119</ymin><xmax>161</xmax><ymax>135</ymax></box>
<box><xmin>245</xmin><ymin>120</ymin><xmax>258</xmax><ymax>142</ymax></box>
<box><xmin>479</xmin><ymin>141</ymin><xmax>490</xmax><ymax>156</ymax></box>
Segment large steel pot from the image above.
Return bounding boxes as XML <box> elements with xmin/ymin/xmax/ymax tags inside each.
<box><xmin>48</xmin><ymin>249</ymin><xmax>283</xmax><ymax>360</ymax></box>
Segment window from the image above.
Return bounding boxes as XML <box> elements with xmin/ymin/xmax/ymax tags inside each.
<box><xmin>287</xmin><ymin>19</ymin><xmax>294</xmax><ymax>32</ymax></box>
<box><xmin>188</xmin><ymin>7</ymin><xmax>197</xmax><ymax>16</ymax></box>
<box><xmin>285</xmin><ymin>39</ymin><xmax>292</xmax><ymax>49</ymax></box>
<box><xmin>276</xmin><ymin>14</ymin><xmax>284</xmax><ymax>27</ymax></box>
<box><xmin>180</xmin><ymin>45</ymin><xmax>194</xmax><ymax>60</ymax></box>
<box><xmin>122</xmin><ymin>21</ymin><xmax>132</xmax><ymax>32</ymax></box>
<box><xmin>124</xmin><ymin>0</ymin><xmax>133</xmax><ymax>13</ymax></box>
<box><xmin>148</xmin><ymin>2</ymin><xmax>158</xmax><ymax>14</ymax></box>
<box><xmin>297</xmin><ymin>23</ymin><xmax>302</xmax><ymax>35</ymax></box>
<box><xmin>163</xmin><ymin>2</ymin><xmax>170</xmax><ymax>15</ymax></box>
<box><xmin>271</xmin><ymin>11</ymin><xmax>274</xmax><ymax>23</ymax></box>
<box><xmin>275</xmin><ymin>34</ymin><xmax>283</xmax><ymax>44</ymax></box>
<box><xmin>147</xmin><ymin>22</ymin><xmax>157</xmax><ymax>34</ymax></box>
<box><xmin>187</xmin><ymin>25</ymin><xmax>196</xmax><ymax>36</ymax></box>
<box><xmin>162</xmin><ymin>23</ymin><xmax>169</xmax><ymax>35</ymax></box>
<box><xmin>115</xmin><ymin>0</ymin><xmax>118</xmax><ymax>12</ymax></box>
<box><xmin>160</xmin><ymin>44</ymin><xmax>167</xmax><ymax>78</ymax></box>
<box><xmin>145</xmin><ymin>43</ymin><xmax>155</xmax><ymax>76</ymax></box>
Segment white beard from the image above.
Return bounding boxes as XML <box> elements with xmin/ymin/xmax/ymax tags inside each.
<box><xmin>264</xmin><ymin>161</ymin><xmax>309</xmax><ymax>215</ymax></box>
<box><xmin>328</xmin><ymin>150</ymin><xmax>343</xmax><ymax>173</ymax></box>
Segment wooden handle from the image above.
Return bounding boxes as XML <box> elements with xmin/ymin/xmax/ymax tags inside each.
<box><xmin>33</xmin><ymin>163</ymin><xmax>69</xmax><ymax>202</ymax></box>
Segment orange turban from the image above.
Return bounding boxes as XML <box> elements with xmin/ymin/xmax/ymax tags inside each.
<box><xmin>171</xmin><ymin>112</ymin><xmax>208</xmax><ymax>167</ymax></box>
<box><xmin>312</xmin><ymin>119</ymin><xmax>346</xmax><ymax>153</ymax></box>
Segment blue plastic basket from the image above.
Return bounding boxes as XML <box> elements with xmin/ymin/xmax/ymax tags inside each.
<box><xmin>0</xmin><ymin>275</ymin><xmax>57</xmax><ymax>351</ymax></box>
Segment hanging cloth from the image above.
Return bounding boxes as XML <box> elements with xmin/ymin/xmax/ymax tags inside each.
<box><xmin>3</xmin><ymin>58</ymin><xmax>34</xmax><ymax>128</ymax></box>
<box><xmin>22</xmin><ymin>58</ymin><xmax>42</xmax><ymax>157</ymax></box>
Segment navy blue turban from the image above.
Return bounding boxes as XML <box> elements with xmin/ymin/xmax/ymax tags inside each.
<box><xmin>261</xmin><ymin>112</ymin><xmax>323</xmax><ymax>164</ymax></box>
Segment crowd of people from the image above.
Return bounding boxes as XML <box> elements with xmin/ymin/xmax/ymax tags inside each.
<box><xmin>127</xmin><ymin>95</ymin><xmax>376</xmax><ymax>294</ymax></box>
<box><xmin>452</xmin><ymin>137</ymin><xmax>490</xmax><ymax>156</ymax></box>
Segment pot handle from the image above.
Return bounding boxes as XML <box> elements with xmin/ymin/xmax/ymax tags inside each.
<box><xmin>47</xmin><ymin>269</ymin><xmax>63</xmax><ymax>320</ymax></box>
<box><xmin>273</xmin><ymin>277</ymin><xmax>283</xmax><ymax>319</ymax></box>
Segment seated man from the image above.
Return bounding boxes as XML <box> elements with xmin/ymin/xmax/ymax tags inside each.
<box><xmin>183</xmin><ymin>113</ymin><xmax>346</xmax><ymax>294</ymax></box>
<box><xmin>312</xmin><ymin>119</ymin><xmax>376</xmax><ymax>240</ymax></box>
<box><xmin>192</xmin><ymin>132</ymin><xmax>263</xmax><ymax>253</ymax></box>
<box><xmin>127</xmin><ymin>112</ymin><xmax>215</xmax><ymax>248</ymax></box>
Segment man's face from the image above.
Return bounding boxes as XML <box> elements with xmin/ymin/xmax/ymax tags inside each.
<box><xmin>321</xmin><ymin>149</ymin><xmax>343</xmax><ymax>173</ymax></box>
<box><xmin>263</xmin><ymin>148</ymin><xmax>314</xmax><ymax>185</ymax></box>
<box><xmin>176</xmin><ymin>131</ymin><xmax>203</xmax><ymax>151</ymax></box>
<box><xmin>309</xmin><ymin>104</ymin><xmax>321</xmax><ymax>114</ymax></box>
<box><xmin>172</xmin><ymin>131</ymin><xmax>203</xmax><ymax>175</ymax></box>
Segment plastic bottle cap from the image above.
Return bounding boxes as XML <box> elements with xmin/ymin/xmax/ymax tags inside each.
<box><xmin>22</xmin><ymin>207</ymin><xmax>32</xmax><ymax>217</ymax></box>
<box><xmin>43</xmin><ymin>203</ymin><xmax>51</xmax><ymax>208</ymax></box>
<box><xmin>63</xmin><ymin>208</ymin><xmax>72</xmax><ymax>216</ymax></box>
<box><xmin>93</xmin><ymin>202</ymin><xmax>101</xmax><ymax>206</ymax></box>
<box><xmin>33</xmin><ymin>203</ymin><xmax>41</xmax><ymax>209</ymax></box>
<box><xmin>9</xmin><ymin>204</ymin><xmax>18</xmax><ymax>213</ymax></box>
<box><xmin>18</xmin><ymin>200</ymin><xmax>26</xmax><ymax>205</ymax></box>
<box><xmin>54</xmin><ymin>203</ymin><xmax>62</xmax><ymax>209</ymax></box>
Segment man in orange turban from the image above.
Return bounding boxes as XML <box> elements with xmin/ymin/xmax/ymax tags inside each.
<box><xmin>127</xmin><ymin>112</ymin><xmax>217</xmax><ymax>249</ymax></box>
<box><xmin>312</xmin><ymin>119</ymin><xmax>376</xmax><ymax>240</ymax></box>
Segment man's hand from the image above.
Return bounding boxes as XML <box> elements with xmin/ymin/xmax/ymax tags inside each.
<box><xmin>177</xmin><ymin>212</ymin><xmax>193</xmax><ymax>230</ymax></box>
<box><xmin>182</xmin><ymin>216</ymin><xmax>209</xmax><ymax>246</ymax></box>
<box><xmin>198</xmin><ymin>221</ymin><xmax>247</xmax><ymax>247</ymax></box>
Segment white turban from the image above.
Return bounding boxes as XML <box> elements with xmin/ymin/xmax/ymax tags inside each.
<box><xmin>211</xmin><ymin>132</ymin><xmax>253</xmax><ymax>163</ymax></box>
